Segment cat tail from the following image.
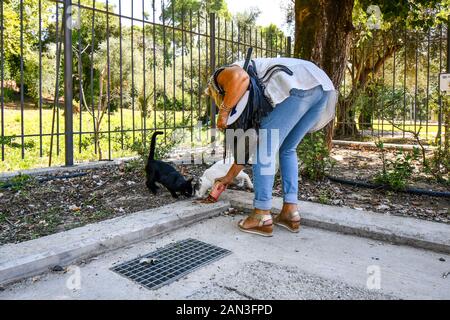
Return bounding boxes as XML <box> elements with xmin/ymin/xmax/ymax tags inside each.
<box><xmin>149</xmin><ymin>131</ymin><xmax>164</xmax><ymax>160</ymax></box>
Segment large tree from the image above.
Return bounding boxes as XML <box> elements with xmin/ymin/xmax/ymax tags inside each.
<box><xmin>292</xmin><ymin>0</ymin><xmax>449</xmax><ymax>141</ymax></box>
<box><xmin>338</xmin><ymin>0</ymin><xmax>449</xmax><ymax>136</ymax></box>
<box><xmin>293</xmin><ymin>0</ymin><xmax>355</xmax><ymax>148</ymax></box>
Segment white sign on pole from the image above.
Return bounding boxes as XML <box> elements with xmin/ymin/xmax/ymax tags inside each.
<box><xmin>440</xmin><ymin>73</ymin><xmax>450</xmax><ymax>94</ymax></box>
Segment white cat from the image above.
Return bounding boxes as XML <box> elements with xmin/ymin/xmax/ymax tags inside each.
<box><xmin>194</xmin><ymin>158</ymin><xmax>253</xmax><ymax>198</ymax></box>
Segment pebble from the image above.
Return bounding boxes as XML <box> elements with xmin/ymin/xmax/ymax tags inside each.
<box><xmin>51</xmin><ymin>265</ymin><xmax>64</xmax><ymax>272</ymax></box>
<box><xmin>439</xmin><ymin>258</ymin><xmax>446</xmax><ymax>262</ymax></box>
<box><xmin>139</xmin><ymin>258</ymin><xmax>157</xmax><ymax>265</ymax></box>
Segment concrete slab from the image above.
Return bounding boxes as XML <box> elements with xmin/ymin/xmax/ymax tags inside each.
<box><xmin>0</xmin><ymin>200</ymin><xmax>230</xmax><ymax>286</ymax></box>
<box><xmin>222</xmin><ymin>190</ymin><xmax>450</xmax><ymax>255</ymax></box>
<box><xmin>187</xmin><ymin>261</ymin><xmax>394</xmax><ymax>300</ymax></box>
<box><xmin>1</xmin><ymin>214</ymin><xmax>449</xmax><ymax>300</ymax></box>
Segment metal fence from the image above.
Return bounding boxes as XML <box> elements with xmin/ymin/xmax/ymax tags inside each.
<box><xmin>2</xmin><ymin>1</ymin><xmax>449</xmax><ymax>172</ymax></box>
<box><xmin>338</xmin><ymin>25</ymin><xmax>449</xmax><ymax>143</ymax></box>
<box><xmin>0</xmin><ymin>0</ymin><xmax>291</xmax><ymax>170</ymax></box>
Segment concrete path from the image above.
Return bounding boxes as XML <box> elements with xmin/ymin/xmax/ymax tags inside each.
<box><xmin>0</xmin><ymin>201</ymin><xmax>229</xmax><ymax>286</ymax></box>
<box><xmin>223</xmin><ymin>190</ymin><xmax>450</xmax><ymax>254</ymax></box>
<box><xmin>1</xmin><ymin>214</ymin><xmax>449</xmax><ymax>300</ymax></box>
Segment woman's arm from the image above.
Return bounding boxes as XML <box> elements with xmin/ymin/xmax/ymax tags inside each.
<box><xmin>215</xmin><ymin>163</ymin><xmax>245</xmax><ymax>186</ymax></box>
<box><xmin>216</xmin><ymin>66</ymin><xmax>249</xmax><ymax>129</ymax></box>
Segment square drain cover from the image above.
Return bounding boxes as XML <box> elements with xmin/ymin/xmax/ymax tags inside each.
<box><xmin>110</xmin><ymin>238</ymin><xmax>231</xmax><ymax>290</ymax></box>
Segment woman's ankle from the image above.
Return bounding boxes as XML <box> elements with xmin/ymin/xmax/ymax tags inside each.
<box><xmin>281</xmin><ymin>203</ymin><xmax>298</xmax><ymax>214</ymax></box>
<box><xmin>254</xmin><ymin>208</ymin><xmax>271</xmax><ymax>215</ymax></box>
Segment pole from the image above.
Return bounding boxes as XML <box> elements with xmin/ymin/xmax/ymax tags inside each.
<box><xmin>287</xmin><ymin>36</ymin><xmax>292</xmax><ymax>57</ymax></box>
<box><xmin>447</xmin><ymin>15</ymin><xmax>450</xmax><ymax>72</ymax></box>
<box><xmin>64</xmin><ymin>0</ymin><xmax>74</xmax><ymax>166</ymax></box>
<box><xmin>209</xmin><ymin>12</ymin><xmax>216</xmax><ymax>147</ymax></box>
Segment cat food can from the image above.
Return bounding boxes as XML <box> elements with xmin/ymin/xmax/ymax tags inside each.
<box><xmin>208</xmin><ymin>181</ymin><xmax>227</xmax><ymax>202</ymax></box>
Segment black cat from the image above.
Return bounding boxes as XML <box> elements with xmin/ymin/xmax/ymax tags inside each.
<box><xmin>145</xmin><ymin>131</ymin><xmax>193</xmax><ymax>198</ymax></box>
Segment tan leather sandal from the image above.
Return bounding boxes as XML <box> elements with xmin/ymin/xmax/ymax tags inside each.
<box><xmin>273</xmin><ymin>211</ymin><xmax>301</xmax><ymax>233</ymax></box>
<box><xmin>238</xmin><ymin>212</ymin><xmax>273</xmax><ymax>237</ymax></box>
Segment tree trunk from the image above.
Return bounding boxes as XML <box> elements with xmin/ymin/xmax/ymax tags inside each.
<box><xmin>335</xmin><ymin>93</ymin><xmax>358</xmax><ymax>137</ymax></box>
<box><xmin>294</xmin><ymin>0</ymin><xmax>355</xmax><ymax>148</ymax></box>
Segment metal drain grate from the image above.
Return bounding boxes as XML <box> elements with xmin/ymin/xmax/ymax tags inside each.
<box><xmin>110</xmin><ymin>238</ymin><xmax>231</xmax><ymax>290</ymax></box>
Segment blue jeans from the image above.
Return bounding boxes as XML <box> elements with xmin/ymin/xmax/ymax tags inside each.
<box><xmin>253</xmin><ymin>85</ymin><xmax>331</xmax><ymax>210</ymax></box>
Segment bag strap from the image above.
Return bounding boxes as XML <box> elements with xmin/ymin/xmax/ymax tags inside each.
<box><xmin>243</xmin><ymin>47</ymin><xmax>253</xmax><ymax>72</ymax></box>
<box><xmin>260</xmin><ymin>64</ymin><xmax>293</xmax><ymax>83</ymax></box>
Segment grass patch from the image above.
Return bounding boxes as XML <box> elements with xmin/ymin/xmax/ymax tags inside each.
<box><xmin>0</xmin><ymin>108</ymin><xmax>214</xmax><ymax>172</ymax></box>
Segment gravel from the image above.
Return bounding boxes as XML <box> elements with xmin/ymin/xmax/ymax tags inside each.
<box><xmin>0</xmin><ymin>146</ymin><xmax>448</xmax><ymax>246</ymax></box>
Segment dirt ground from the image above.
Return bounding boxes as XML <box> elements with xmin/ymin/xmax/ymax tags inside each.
<box><xmin>0</xmin><ymin>146</ymin><xmax>448</xmax><ymax>245</ymax></box>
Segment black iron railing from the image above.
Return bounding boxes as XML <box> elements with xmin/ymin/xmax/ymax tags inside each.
<box><xmin>1</xmin><ymin>1</ymin><xmax>448</xmax><ymax>171</ymax></box>
<box><xmin>0</xmin><ymin>0</ymin><xmax>291</xmax><ymax>169</ymax></box>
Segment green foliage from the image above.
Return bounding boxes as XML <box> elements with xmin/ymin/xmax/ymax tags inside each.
<box><xmin>297</xmin><ymin>132</ymin><xmax>335</xmax><ymax>180</ymax></box>
<box><xmin>116</xmin><ymin>114</ymin><xmax>191</xmax><ymax>162</ymax></box>
<box><xmin>374</xmin><ymin>141</ymin><xmax>420</xmax><ymax>190</ymax></box>
<box><xmin>356</xmin><ymin>0</ymin><xmax>449</xmax><ymax>32</ymax></box>
<box><xmin>162</xmin><ymin>0</ymin><xmax>230</xmax><ymax>24</ymax></box>
<box><xmin>124</xmin><ymin>158</ymin><xmax>143</xmax><ymax>173</ymax></box>
<box><xmin>2</xmin><ymin>0</ymin><xmax>54</xmax><ymax>100</ymax></box>
<box><xmin>0</xmin><ymin>135</ymin><xmax>35</xmax><ymax>150</ymax></box>
<box><xmin>127</xmin><ymin>132</ymin><xmax>179</xmax><ymax>162</ymax></box>
<box><xmin>0</xmin><ymin>174</ymin><xmax>34</xmax><ymax>191</ymax></box>
<box><xmin>235</xmin><ymin>7</ymin><xmax>261</xmax><ymax>30</ymax></box>
<box><xmin>318</xmin><ymin>190</ymin><xmax>331</xmax><ymax>205</ymax></box>
<box><xmin>1</xmin><ymin>88</ymin><xmax>17</xmax><ymax>103</ymax></box>
<box><xmin>428</xmin><ymin>144</ymin><xmax>450</xmax><ymax>184</ymax></box>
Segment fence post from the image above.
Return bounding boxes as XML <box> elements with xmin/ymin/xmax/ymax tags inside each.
<box><xmin>209</xmin><ymin>12</ymin><xmax>216</xmax><ymax>147</ymax></box>
<box><xmin>64</xmin><ymin>0</ymin><xmax>74</xmax><ymax>166</ymax></box>
<box><xmin>287</xmin><ymin>36</ymin><xmax>292</xmax><ymax>57</ymax></box>
<box><xmin>445</xmin><ymin>15</ymin><xmax>450</xmax><ymax>148</ymax></box>
<box><xmin>438</xmin><ymin>17</ymin><xmax>450</xmax><ymax>146</ymax></box>
<box><xmin>447</xmin><ymin>15</ymin><xmax>450</xmax><ymax>72</ymax></box>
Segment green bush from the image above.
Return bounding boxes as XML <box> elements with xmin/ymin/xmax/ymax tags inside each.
<box><xmin>297</xmin><ymin>131</ymin><xmax>335</xmax><ymax>180</ymax></box>
<box><xmin>2</xmin><ymin>88</ymin><xmax>17</xmax><ymax>103</ymax></box>
<box><xmin>428</xmin><ymin>144</ymin><xmax>450</xmax><ymax>184</ymax></box>
<box><xmin>373</xmin><ymin>141</ymin><xmax>420</xmax><ymax>190</ymax></box>
<box><xmin>0</xmin><ymin>135</ymin><xmax>35</xmax><ymax>150</ymax></box>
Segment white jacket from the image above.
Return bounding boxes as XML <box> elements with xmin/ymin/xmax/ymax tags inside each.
<box><xmin>232</xmin><ymin>57</ymin><xmax>338</xmax><ymax>132</ymax></box>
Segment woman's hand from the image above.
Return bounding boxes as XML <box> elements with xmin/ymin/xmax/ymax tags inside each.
<box><xmin>217</xmin><ymin>109</ymin><xmax>230</xmax><ymax>130</ymax></box>
<box><xmin>215</xmin><ymin>163</ymin><xmax>245</xmax><ymax>187</ymax></box>
<box><xmin>215</xmin><ymin>175</ymin><xmax>233</xmax><ymax>187</ymax></box>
